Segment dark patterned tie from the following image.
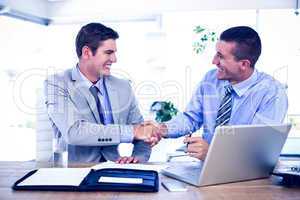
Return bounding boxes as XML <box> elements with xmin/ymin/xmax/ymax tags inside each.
<box><xmin>215</xmin><ymin>85</ymin><xmax>234</xmax><ymax>127</ymax></box>
<box><xmin>89</xmin><ymin>86</ymin><xmax>105</xmax><ymax>124</ymax></box>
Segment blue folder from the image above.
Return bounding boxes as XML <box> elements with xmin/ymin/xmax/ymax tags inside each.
<box><xmin>12</xmin><ymin>168</ymin><xmax>159</xmax><ymax>192</ymax></box>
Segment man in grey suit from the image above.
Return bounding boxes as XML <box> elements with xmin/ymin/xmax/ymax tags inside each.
<box><xmin>44</xmin><ymin>23</ymin><xmax>157</xmax><ymax>164</ymax></box>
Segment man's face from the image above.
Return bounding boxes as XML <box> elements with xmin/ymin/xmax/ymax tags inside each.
<box><xmin>88</xmin><ymin>39</ymin><xmax>117</xmax><ymax>76</ymax></box>
<box><xmin>212</xmin><ymin>40</ymin><xmax>242</xmax><ymax>84</ymax></box>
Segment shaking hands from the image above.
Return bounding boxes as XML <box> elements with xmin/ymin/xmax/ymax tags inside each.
<box><xmin>133</xmin><ymin>121</ymin><xmax>167</xmax><ymax>147</ymax></box>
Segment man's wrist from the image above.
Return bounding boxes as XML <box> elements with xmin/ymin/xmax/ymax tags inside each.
<box><xmin>120</xmin><ymin>125</ymin><xmax>134</xmax><ymax>143</ymax></box>
<box><xmin>159</xmin><ymin>123</ymin><xmax>168</xmax><ymax>138</ymax></box>
<box><xmin>133</xmin><ymin>125</ymin><xmax>139</xmax><ymax>139</ymax></box>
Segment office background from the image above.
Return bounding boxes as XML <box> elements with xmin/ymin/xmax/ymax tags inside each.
<box><xmin>0</xmin><ymin>0</ymin><xmax>299</xmax><ymax>162</ymax></box>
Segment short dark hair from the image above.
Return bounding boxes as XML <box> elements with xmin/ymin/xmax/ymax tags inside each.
<box><xmin>75</xmin><ymin>22</ymin><xmax>119</xmax><ymax>58</ymax></box>
<box><xmin>220</xmin><ymin>26</ymin><xmax>261</xmax><ymax>68</ymax></box>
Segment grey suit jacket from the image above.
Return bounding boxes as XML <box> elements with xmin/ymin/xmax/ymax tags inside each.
<box><xmin>44</xmin><ymin>67</ymin><xmax>151</xmax><ymax>163</ymax></box>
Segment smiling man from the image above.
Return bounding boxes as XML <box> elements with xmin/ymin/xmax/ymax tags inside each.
<box><xmin>44</xmin><ymin>23</ymin><xmax>157</xmax><ymax>164</ymax></box>
<box><xmin>148</xmin><ymin>26</ymin><xmax>288</xmax><ymax>160</ymax></box>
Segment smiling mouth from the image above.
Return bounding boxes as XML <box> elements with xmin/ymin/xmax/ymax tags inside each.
<box><xmin>103</xmin><ymin>65</ymin><xmax>111</xmax><ymax>69</ymax></box>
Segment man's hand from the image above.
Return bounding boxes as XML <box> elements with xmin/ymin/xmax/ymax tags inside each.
<box><xmin>143</xmin><ymin>121</ymin><xmax>168</xmax><ymax>138</ymax></box>
<box><xmin>133</xmin><ymin>123</ymin><xmax>160</xmax><ymax>147</ymax></box>
<box><xmin>116</xmin><ymin>156</ymin><xmax>139</xmax><ymax>164</ymax></box>
<box><xmin>184</xmin><ymin>136</ymin><xmax>209</xmax><ymax>160</ymax></box>
<box><xmin>133</xmin><ymin>123</ymin><xmax>157</xmax><ymax>140</ymax></box>
<box><xmin>133</xmin><ymin>121</ymin><xmax>167</xmax><ymax>147</ymax></box>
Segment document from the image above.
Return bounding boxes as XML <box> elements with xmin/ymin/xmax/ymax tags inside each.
<box><xmin>92</xmin><ymin>161</ymin><xmax>167</xmax><ymax>172</ymax></box>
<box><xmin>17</xmin><ymin>168</ymin><xmax>91</xmax><ymax>186</ymax></box>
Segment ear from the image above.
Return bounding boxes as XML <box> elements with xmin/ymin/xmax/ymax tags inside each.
<box><xmin>239</xmin><ymin>59</ymin><xmax>251</xmax><ymax>71</ymax></box>
<box><xmin>81</xmin><ymin>46</ymin><xmax>93</xmax><ymax>59</ymax></box>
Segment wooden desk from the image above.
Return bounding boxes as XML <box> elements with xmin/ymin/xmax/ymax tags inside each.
<box><xmin>1</xmin><ymin>161</ymin><xmax>300</xmax><ymax>200</ymax></box>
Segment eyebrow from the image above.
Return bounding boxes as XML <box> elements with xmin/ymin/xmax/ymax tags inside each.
<box><xmin>217</xmin><ymin>51</ymin><xmax>223</xmax><ymax>57</ymax></box>
<box><xmin>104</xmin><ymin>49</ymin><xmax>115</xmax><ymax>54</ymax></box>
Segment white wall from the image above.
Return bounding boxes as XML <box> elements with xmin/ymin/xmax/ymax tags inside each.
<box><xmin>48</xmin><ymin>0</ymin><xmax>296</xmax><ymax>22</ymax></box>
<box><xmin>1</xmin><ymin>0</ymin><xmax>297</xmax><ymax>24</ymax></box>
<box><xmin>49</xmin><ymin>0</ymin><xmax>297</xmax><ymax>16</ymax></box>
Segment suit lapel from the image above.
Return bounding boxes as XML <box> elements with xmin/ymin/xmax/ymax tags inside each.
<box><xmin>104</xmin><ymin>77</ymin><xmax>120</xmax><ymax>124</ymax></box>
<box><xmin>71</xmin><ymin>67</ymin><xmax>100</xmax><ymax>123</ymax></box>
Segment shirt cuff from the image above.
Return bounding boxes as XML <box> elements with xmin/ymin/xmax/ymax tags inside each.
<box><xmin>164</xmin><ymin>120</ymin><xmax>185</xmax><ymax>138</ymax></box>
<box><xmin>120</xmin><ymin>125</ymin><xmax>134</xmax><ymax>143</ymax></box>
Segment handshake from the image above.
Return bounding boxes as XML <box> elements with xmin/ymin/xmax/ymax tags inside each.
<box><xmin>133</xmin><ymin>121</ymin><xmax>167</xmax><ymax>147</ymax></box>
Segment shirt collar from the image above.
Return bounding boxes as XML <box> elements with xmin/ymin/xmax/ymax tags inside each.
<box><xmin>230</xmin><ymin>69</ymin><xmax>258</xmax><ymax>97</ymax></box>
<box><xmin>76</xmin><ymin>65</ymin><xmax>104</xmax><ymax>95</ymax></box>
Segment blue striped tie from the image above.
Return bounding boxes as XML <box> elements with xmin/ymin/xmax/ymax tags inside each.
<box><xmin>215</xmin><ymin>85</ymin><xmax>233</xmax><ymax>127</ymax></box>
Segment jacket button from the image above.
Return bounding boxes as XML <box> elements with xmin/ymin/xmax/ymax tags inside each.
<box><xmin>109</xmin><ymin>138</ymin><xmax>112</xmax><ymax>141</ymax></box>
<box><xmin>98</xmin><ymin>138</ymin><xmax>101</xmax><ymax>142</ymax></box>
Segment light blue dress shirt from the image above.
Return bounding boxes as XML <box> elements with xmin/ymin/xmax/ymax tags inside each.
<box><xmin>77</xmin><ymin>67</ymin><xmax>133</xmax><ymax>142</ymax></box>
<box><xmin>165</xmin><ymin>69</ymin><xmax>288</xmax><ymax>144</ymax></box>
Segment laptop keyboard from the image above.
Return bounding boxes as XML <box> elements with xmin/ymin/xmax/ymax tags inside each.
<box><xmin>165</xmin><ymin>161</ymin><xmax>203</xmax><ymax>177</ymax></box>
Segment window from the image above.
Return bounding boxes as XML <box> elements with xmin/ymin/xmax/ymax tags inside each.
<box><xmin>0</xmin><ymin>16</ymin><xmax>46</xmax><ymax>160</ymax></box>
<box><xmin>1</xmin><ymin>9</ymin><xmax>299</xmax><ymax>161</ymax></box>
<box><xmin>258</xmin><ymin>10</ymin><xmax>300</xmax><ymax>137</ymax></box>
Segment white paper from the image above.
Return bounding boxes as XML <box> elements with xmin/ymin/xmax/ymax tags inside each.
<box><xmin>99</xmin><ymin>176</ymin><xmax>143</xmax><ymax>184</ymax></box>
<box><xmin>17</xmin><ymin>168</ymin><xmax>91</xmax><ymax>186</ymax></box>
<box><xmin>92</xmin><ymin>161</ymin><xmax>167</xmax><ymax>172</ymax></box>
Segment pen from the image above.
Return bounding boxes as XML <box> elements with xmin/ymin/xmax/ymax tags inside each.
<box><xmin>185</xmin><ymin>133</ymin><xmax>192</xmax><ymax>153</ymax></box>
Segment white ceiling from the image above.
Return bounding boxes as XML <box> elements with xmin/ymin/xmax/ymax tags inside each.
<box><xmin>1</xmin><ymin>0</ymin><xmax>298</xmax><ymax>24</ymax></box>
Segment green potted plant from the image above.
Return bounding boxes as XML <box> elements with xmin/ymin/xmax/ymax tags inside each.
<box><xmin>150</xmin><ymin>101</ymin><xmax>178</xmax><ymax>123</ymax></box>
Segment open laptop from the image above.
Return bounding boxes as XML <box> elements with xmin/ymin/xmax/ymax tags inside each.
<box><xmin>161</xmin><ymin>124</ymin><xmax>292</xmax><ymax>186</ymax></box>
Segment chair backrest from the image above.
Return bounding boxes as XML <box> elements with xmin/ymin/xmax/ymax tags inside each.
<box><xmin>36</xmin><ymin>88</ymin><xmax>53</xmax><ymax>162</ymax></box>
